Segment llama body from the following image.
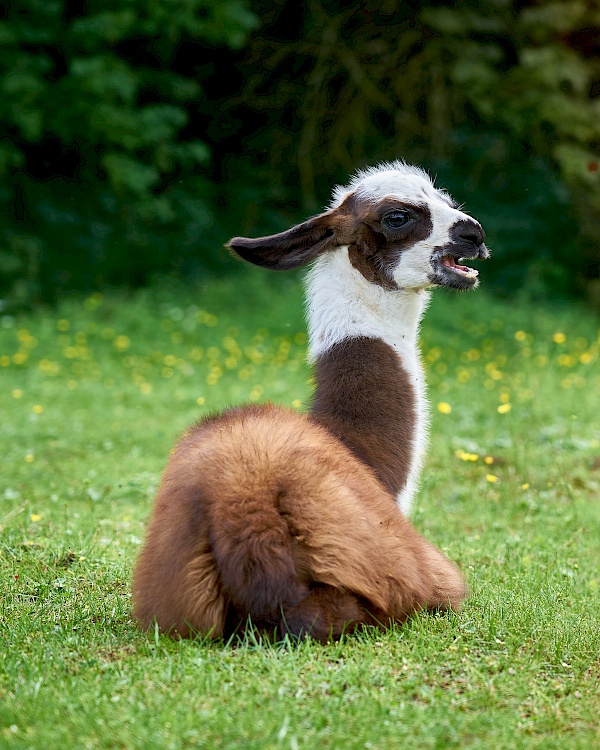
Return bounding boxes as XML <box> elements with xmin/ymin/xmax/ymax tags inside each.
<box><xmin>133</xmin><ymin>405</ymin><xmax>466</xmax><ymax>640</ymax></box>
<box><xmin>132</xmin><ymin>161</ymin><xmax>488</xmax><ymax>641</ymax></box>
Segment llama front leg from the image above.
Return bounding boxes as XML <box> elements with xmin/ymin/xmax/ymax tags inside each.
<box><xmin>276</xmin><ymin>585</ymin><xmax>386</xmax><ymax>642</ymax></box>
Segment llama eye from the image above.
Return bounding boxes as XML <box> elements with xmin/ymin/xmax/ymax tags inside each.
<box><xmin>383</xmin><ymin>211</ymin><xmax>412</xmax><ymax>228</ymax></box>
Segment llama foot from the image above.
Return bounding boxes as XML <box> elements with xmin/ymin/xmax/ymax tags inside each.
<box><xmin>277</xmin><ymin>585</ymin><xmax>382</xmax><ymax>642</ymax></box>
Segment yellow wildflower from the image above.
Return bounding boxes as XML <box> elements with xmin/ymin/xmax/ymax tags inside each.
<box><xmin>114</xmin><ymin>335</ymin><xmax>130</xmax><ymax>351</ymax></box>
<box><xmin>456</xmin><ymin>450</ymin><xmax>479</xmax><ymax>462</ymax></box>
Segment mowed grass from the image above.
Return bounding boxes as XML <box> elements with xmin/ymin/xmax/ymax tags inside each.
<box><xmin>1</xmin><ymin>268</ymin><xmax>599</xmax><ymax>749</ymax></box>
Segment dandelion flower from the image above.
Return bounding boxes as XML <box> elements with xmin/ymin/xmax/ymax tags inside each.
<box><xmin>437</xmin><ymin>402</ymin><xmax>452</xmax><ymax>414</ymax></box>
<box><xmin>497</xmin><ymin>403</ymin><xmax>511</xmax><ymax>414</ymax></box>
<box><xmin>114</xmin><ymin>335</ymin><xmax>130</xmax><ymax>351</ymax></box>
<box><xmin>456</xmin><ymin>450</ymin><xmax>479</xmax><ymax>462</ymax></box>
<box><xmin>250</xmin><ymin>385</ymin><xmax>264</xmax><ymax>401</ymax></box>
<box><xmin>486</xmin><ymin>474</ymin><xmax>499</xmax><ymax>483</ymax></box>
<box><xmin>30</xmin><ymin>514</ymin><xmax>41</xmax><ymax>522</ymax></box>
<box><xmin>553</xmin><ymin>332</ymin><xmax>566</xmax><ymax>344</ymax></box>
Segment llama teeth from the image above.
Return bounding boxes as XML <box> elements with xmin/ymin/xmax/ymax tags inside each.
<box><xmin>456</xmin><ymin>263</ymin><xmax>478</xmax><ymax>277</ymax></box>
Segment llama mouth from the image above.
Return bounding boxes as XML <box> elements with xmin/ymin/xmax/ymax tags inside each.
<box><xmin>429</xmin><ymin>245</ymin><xmax>488</xmax><ymax>290</ymax></box>
<box><xmin>441</xmin><ymin>255</ymin><xmax>479</xmax><ymax>279</ymax></box>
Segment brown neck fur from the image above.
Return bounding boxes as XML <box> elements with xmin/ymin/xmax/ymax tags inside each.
<box><xmin>310</xmin><ymin>336</ymin><xmax>416</xmax><ymax>497</ymax></box>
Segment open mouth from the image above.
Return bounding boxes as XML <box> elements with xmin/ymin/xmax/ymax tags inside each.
<box><xmin>430</xmin><ymin>244</ymin><xmax>489</xmax><ymax>290</ymax></box>
<box><xmin>440</xmin><ymin>254</ymin><xmax>479</xmax><ymax>281</ymax></box>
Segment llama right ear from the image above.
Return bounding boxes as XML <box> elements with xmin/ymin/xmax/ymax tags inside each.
<box><xmin>227</xmin><ymin>211</ymin><xmax>340</xmax><ymax>271</ymax></box>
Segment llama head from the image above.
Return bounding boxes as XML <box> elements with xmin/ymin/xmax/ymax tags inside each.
<box><xmin>228</xmin><ymin>161</ymin><xmax>488</xmax><ymax>292</ymax></box>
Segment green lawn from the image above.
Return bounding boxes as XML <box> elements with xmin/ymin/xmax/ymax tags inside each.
<box><xmin>1</xmin><ymin>269</ymin><xmax>599</xmax><ymax>749</ymax></box>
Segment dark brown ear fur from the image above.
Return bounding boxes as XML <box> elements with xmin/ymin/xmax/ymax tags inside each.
<box><xmin>227</xmin><ymin>212</ymin><xmax>338</xmax><ymax>270</ymax></box>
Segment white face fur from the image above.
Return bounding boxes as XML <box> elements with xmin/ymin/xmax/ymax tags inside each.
<box><xmin>330</xmin><ymin>161</ymin><xmax>489</xmax><ymax>292</ymax></box>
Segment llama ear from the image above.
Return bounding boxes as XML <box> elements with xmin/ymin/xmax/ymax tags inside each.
<box><xmin>227</xmin><ymin>211</ymin><xmax>340</xmax><ymax>271</ymax></box>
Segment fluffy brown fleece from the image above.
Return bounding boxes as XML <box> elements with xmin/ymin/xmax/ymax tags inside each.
<box><xmin>132</xmin><ymin>404</ymin><xmax>466</xmax><ymax>642</ymax></box>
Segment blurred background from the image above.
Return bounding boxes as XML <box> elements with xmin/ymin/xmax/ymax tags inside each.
<box><xmin>1</xmin><ymin>0</ymin><xmax>599</xmax><ymax>311</ymax></box>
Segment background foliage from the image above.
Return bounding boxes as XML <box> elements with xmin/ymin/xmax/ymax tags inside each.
<box><xmin>1</xmin><ymin>0</ymin><xmax>599</xmax><ymax>308</ymax></box>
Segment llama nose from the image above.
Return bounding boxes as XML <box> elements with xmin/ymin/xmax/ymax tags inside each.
<box><xmin>457</xmin><ymin>221</ymin><xmax>485</xmax><ymax>247</ymax></box>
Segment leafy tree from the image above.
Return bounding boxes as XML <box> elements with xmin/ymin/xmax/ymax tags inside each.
<box><xmin>1</xmin><ymin>0</ymin><xmax>599</xmax><ymax>307</ymax></box>
<box><xmin>0</xmin><ymin>0</ymin><xmax>256</xmax><ymax>306</ymax></box>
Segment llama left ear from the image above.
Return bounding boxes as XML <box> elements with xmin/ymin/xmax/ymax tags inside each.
<box><xmin>227</xmin><ymin>211</ymin><xmax>341</xmax><ymax>271</ymax></box>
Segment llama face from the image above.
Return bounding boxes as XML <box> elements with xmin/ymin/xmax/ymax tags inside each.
<box><xmin>334</xmin><ymin>163</ymin><xmax>488</xmax><ymax>292</ymax></box>
<box><xmin>228</xmin><ymin>161</ymin><xmax>488</xmax><ymax>292</ymax></box>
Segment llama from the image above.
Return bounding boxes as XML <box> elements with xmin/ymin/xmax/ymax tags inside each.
<box><xmin>132</xmin><ymin>161</ymin><xmax>489</xmax><ymax>642</ymax></box>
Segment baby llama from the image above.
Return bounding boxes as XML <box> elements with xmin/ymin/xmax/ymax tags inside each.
<box><xmin>132</xmin><ymin>161</ymin><xmax>489</xmax><ymax>642</ymax></box>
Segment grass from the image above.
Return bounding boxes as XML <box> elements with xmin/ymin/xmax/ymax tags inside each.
<box><xmin>1</xmin><ymin>267</ymin><xmax>599</xmax><ymax>749</ymax></box>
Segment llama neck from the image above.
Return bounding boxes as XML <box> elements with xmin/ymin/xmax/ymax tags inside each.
<box><xmin>306</xmin><ymin>250</ymin><xmax>430</xmax><ymax>514</ymax></box>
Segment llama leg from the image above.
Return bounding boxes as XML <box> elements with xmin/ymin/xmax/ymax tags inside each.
<box><xmin>209</xmin><ymin>489</ymin><xmax>310</xmax><ymax>622</ymax></box>
<box><xmin>276</xmin><ymin>477</ymin><xmax>470</xmax><ymax>626</ymax></box>
<box><xmin>277</xmin><ymin>584</ymin><xmax>386</xmax><ymax>642</ymax></box>
<box><xmin>416</xmin><ymin>538</ymin><xmax>469</xmax><ymax>612</ymax></box>
<box><xmin>132</xmin><ymin>484</ymin><xmax>228</xmax><ymax>638</ymax></box>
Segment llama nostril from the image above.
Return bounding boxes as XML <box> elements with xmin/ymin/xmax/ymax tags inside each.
<box><xmin>458</xmin><ymin>224</ymin><xmax>485</xmax><ymax>246</ymax></box>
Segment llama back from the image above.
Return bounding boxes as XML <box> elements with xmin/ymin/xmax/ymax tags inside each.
<box><xmin>132</xmin><ymin>404</ymin><xmax>466</xmax><ymax>640</ymax></box>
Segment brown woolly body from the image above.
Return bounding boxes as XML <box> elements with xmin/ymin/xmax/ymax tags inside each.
<box><xmin>132</xmin><ymin>404</ymin><xmax>466</xmax><ymax>641</ymax></box>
